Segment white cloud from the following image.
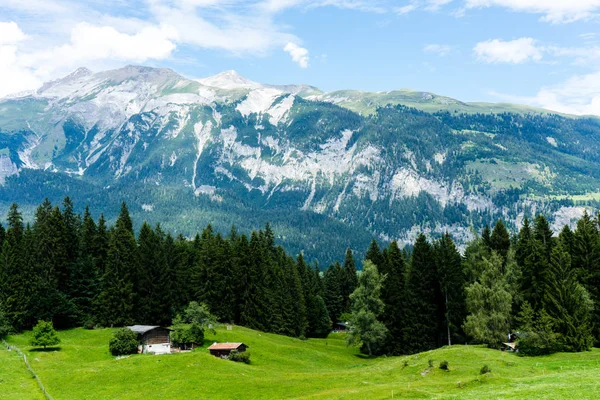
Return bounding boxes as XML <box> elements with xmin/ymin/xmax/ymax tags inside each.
<box><xmin>394</xmin><ymin>0</ymin><xmax>453</xmax><ymax>14</ymax></box>
<box><xmin>474</xmin><ymin>38</ymin><xmax>543</xmax><ymax>64</ymax></box>
<box><xmin>463</xmin><ymin>0</ymin><xmax>600</xmax><ymax>23</ymax></box>
<box><xmin>0</xmin><ymin>21</ymin><xmax>27</xmax><ymax>44</ymax></box>
<box><xmin>284</xmin><ymin>42</ymin><xmax>309</xmax><ymax>68</ymax></box>
<box><xmin>491</xmin><ymin>71</ymin><xmax>600</xmax><ymax>116</ymax></box>
<box><xmin>424</xmin><ymin>44</ymin><xmax>453</xmax><ymax>56</ymax></box>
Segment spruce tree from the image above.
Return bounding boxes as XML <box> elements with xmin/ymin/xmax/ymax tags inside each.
<box><xmin>381</xmin><ymin>241</ymin><xmax>407</xmax><ymax>354</ymax></box>
<box><xmin>341</xmin><ymin>248</ymin><xmax>358</xmax><ymax>314</ymax></box>
<box><xmin>403</xmin><ymin>233</ymin><xmax>438</xmax><ymax>354</ymax></box>
<box><xmin>543</xmin><ymin>243</ymin><xmax>594</xmax><ymax>351</ymax></box>
<box><xmin>365</xmin><ymin>239</ymin><xmax>385</xmax><ymax>270</ymax></box>
<box><xmin>96</xmin><ymin>208</ymin><xmax>137</xmax><ymax>327</ymax></box>
<box><xmin>324</xmin><ymin>262</ymin><xmax>344</xmax><ymax>325</ymax></box>
<box><xmin>434</xmin><ymin>233</ymin><xmax>466</xmax><ymax>346</ymax></box>
<box><xmin>490</xmin><ymin>219</ymin><xmax>511</xmax><ymax>262</ymax></box>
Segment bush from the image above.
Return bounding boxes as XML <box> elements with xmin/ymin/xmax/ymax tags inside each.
<box><xmin>228</xmin><ymin>349</ymin><xmax>251</xmax><ymax>364</ymax></box>
<box><xmin>84</xmin><ymin>320</ymin><xmax>95</xmax><ymax>330</ymax></box>
<box><xmin>439</xmin><ymin>360</ymin><xmax>449</xmax><ymax>371</ymax></box>
<box><xmin>428</xmin><ymin>359</ymin><xmax>434</xmax><ymax>368</ymax></box>
<box><xmin>480</xmin><ymin>364</ymin><xmax>491</xmax><ymax>374</ymax></box>
<box><xmin>171</xmin><ymin>322</ymin><xmax>204</xmax><ymax>348</ymax></box>
<box><xmin>517</xmin><ymin>330</ymin><xmax>559</xmax><ymax>357</ymax></box>
<box><xmin>109</xmin><ymin>328</ymin><xmax>139</xmax><ymax>356</ymax></box>
<box><xmin>30</xmin><ymin>321</ymin><xmax>60</xmax><ymax>349</ymax></box>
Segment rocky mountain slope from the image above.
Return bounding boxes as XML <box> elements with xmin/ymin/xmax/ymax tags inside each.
<box><xmin>1</xmin><ymin>66</ymin><xmax>599</xmax><ymax>263</ymax></box>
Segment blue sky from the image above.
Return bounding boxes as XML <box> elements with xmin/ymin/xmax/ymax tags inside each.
<box><xmin>1</xmin><ymin>0</ymin><xmax>599</xmax><ymax>115</ymax></box>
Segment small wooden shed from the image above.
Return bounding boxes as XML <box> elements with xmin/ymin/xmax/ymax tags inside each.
<box><xmin>207</xmin><ymin>342</ymin><xmax>247</xmax><ymax>358</ymax></box>
<box><xmin>128</xmin><ymin>325</ymin><xmax>173</xmax><ymax>354</ymax></box>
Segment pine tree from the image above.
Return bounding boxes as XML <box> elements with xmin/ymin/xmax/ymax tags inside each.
<box><xmin>434</xmin><ymin>233</ymin><xmax>466</xmax><ymax>346</ymax></box>
<box><xmin>463</xmin><ymin>252</ymin><xmax>512</xmax><ymax>348</ymax></box>
<box><xmin>490</xmin><ymin>219</ymin><xmax>511</xmax><ymax>262</ymax></box>
<box><xmin>381</xmin><ymin>241</ymin><xmax>407</xmax><ymax>354</ymax></box>
<box><xmin>347</xmin><ymin>260</ymin><xmax>387</xmax><ymax>356</ymax></box>
<box><xmin>340</xmin><ymin>248</ymin><xmax>358</xmax><ymax>314</ymax></box>
<box><xmin>481</xmin><ymin>224</ymin><xmax>492</xmax><ymax>250</ymax></box>
<box><xmin>515</xmin><ymin>217</ymin><xmax>532</xmax><ymax>268</ymax></box>
<box><xmin>543</xmin><ymin>243</ymin><xmax>594</xmax><ymax>352</ymax></box>
<box><xmin>533</xmin><ymin>214</ymin><xmax>555</xmax><ymax>262</ymax></box>
<box><xmin>324</xmin><ymin>262</ymin><xmax>344</xmax><ymax>325</ymax></box>
<box><xmin>365</xmin><ymin>239</ymin><xmax>385</xmax><ymax>270</ymax></box>
<box><xmin>403</xmin><ymin>233</ymin><xmax>438</xmax><ymax>354</ymax></box>
<box><xmin>96</xmin><ymin>208</ymin><xmax>137</xmax><ymax>327</ymax></box>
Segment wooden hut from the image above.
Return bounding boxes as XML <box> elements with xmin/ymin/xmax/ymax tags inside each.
<box><xmin>207</xmin><ymin>342</ymin><xmax>247</xmax><ymax>358</ymax></box>
<box><xmin>127</xmin><ymin>325</ymin><xmax>173</xmax><ymax>354</ymax></box>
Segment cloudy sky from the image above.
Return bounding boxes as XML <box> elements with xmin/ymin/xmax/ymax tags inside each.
<box><xmin>1</xmin><ymin>0</ymin><xmax>600</xmax><ymax>115</ymax></box>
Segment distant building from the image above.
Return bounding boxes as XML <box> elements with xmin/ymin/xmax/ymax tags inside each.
<box><xmin>207</xmin><ymin>342</ymin><xmax>247</xmax><ymax>358</ymax></box>
<box><xmin>333</xmin><ymin>322</ymin><xmax>349</xmax><ymax>332</ymax></box>
<box><xmin>127</xmin><ymin>325</ymin><xmax>172</xmax><ymax>354</ymax></box>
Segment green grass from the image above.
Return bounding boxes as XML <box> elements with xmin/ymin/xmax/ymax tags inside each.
<box><xmin>6</xmin><ymin>326</ymin><xmax>600</xmax><ymax>399</ymax></box>
<box><xmin>0</xmin><ymin>346</ymin><xmax>44</xmax><ymax>399</ymax></box>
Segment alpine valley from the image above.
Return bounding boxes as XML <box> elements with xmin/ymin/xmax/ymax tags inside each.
<box><xmin>2</xmin><ymin>65</ymin><xmax>600</xmax><ymax>263</ymax></box>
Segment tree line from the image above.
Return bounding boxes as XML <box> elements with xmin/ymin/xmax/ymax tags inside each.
<box><xmin>1</xmin><ymin>198</ymin><xmax>599</xmax><ymax>357</ymax></box>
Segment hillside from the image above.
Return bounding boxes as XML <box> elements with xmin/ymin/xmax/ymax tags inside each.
<box><xmin>4</xmin><ymin>326</ymin><xmax>600</xmax><ymax>399</ymax></box>
<box><xmin>1</xmin><ymin>66</ymin><xmax>600</xmax><ymax>263</ymax></box>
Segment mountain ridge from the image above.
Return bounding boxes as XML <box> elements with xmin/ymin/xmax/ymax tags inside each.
<box><xmin>1</xmin><ymin>65</ymin><xmax>599</xmax><ymax>263</ymax></box>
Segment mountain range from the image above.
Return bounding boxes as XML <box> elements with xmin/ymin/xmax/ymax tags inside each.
<box><xmin>1</xmin><ymin>65</ymin><xmax>599</xmax><ymax>264</ymax></box>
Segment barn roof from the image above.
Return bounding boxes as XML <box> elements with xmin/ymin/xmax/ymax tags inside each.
<box><xmin>207</xmin><ymin>342</ymin><xmax>245</xmax><ymax>350</ymax></box>
<box><xmin>127</xmin><ymin>325</ymin><xmax>172</xmax><ymax>335</ymax></box>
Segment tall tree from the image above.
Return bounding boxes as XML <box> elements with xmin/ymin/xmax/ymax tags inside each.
<box><xmin>381</xmin><ymin>241</ymin><xmax>407</xmax><ymax>355</ymax></box>
<box><xmin>340</xmin><ymin>248</ymin><xmax>358</xmax><ymax>314</ymax></box>
<box><xmin>463</xmin><ymin>252</ymin><xmax>512</xmax><ymax>348</ymax></box>
<box><xmin>403</xmin><ymin>233</ymin><xmax>439</xmax><ymax>354</ymax></box>
<box><xmin>490</xmin><ymin>219</ymin><xmax>511</xmax><ymax>262</ymax></box>
<box><xmin>543</xmin><ymin>243</ymin><xmax>594</xmax><ymax>352</ymax></box>
<box><xmin>434</xmin><ymin>233</ymin><xmax>466</xmax><ymax>346</ymax></box>
<box><xmin>347</xmin><ymin>260</ymin><xmax>387</xmax><ymax>356</ymax></box>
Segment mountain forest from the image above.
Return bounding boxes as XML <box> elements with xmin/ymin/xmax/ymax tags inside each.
<box><xmin>1</xmin><ymin>197</ymin><xmax>599</xmax><ymax>357</ymax></box>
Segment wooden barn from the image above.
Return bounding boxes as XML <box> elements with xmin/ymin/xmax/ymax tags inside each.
<box><xmin>207</xmin><ymin>342</ymin><xmax>247</xmax><ymax>358</ymax></box>
<box><xmin>127</xmin><ymin>325</ymin><xmax>173</xmax><ymax>355</ymax></box>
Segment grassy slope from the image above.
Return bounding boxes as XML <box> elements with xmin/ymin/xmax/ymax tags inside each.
<box><xmin>5</xmin><ymin>326</ymin><xmax>600</xmax><ymax>399</ymax></box>
<box><xmin>0</xmin><ymin>347</ymin><xmax>44</xmax><ymax>399</ymax></box>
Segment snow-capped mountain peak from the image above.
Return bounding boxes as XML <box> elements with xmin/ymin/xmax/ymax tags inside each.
<box><xmin>197</xmin><ymin>70</ymin><xmax>263</xmax><ymax>90</ymax></box>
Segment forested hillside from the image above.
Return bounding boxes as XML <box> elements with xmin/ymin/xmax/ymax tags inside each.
<box><xmin>1</xmin><ymin>198</ymin><xmax>600</xmax><ymax>357</ymax></box>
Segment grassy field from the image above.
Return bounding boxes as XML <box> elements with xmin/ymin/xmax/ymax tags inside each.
<box><xmin>4</xmin><ymin>326</ymin><xmax>600</xmax><ymax>399</ymax></box>
<box><xmin>0</xmin><ymin>346</ymin><xmax>44</xmax><ymax>399</ymax></box>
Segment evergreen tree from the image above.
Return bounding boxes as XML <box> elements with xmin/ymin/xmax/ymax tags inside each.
<box><xmin>481</xmin><ymin>224</ymin><xmax>492</xmax><ymax>250</ymax></box>
<box><xmin>434</xmin><ymin>233</ymin><xmax>466</xmax><ymax>346</ymax></box>
<box><xmin>381</xmin><ymin>241</ymin><xmax>407</xmax><ymax>354</ymax></box>
<box><xmin>340</xmin><ymin>248</ymin><xmax>358</xmax><ymax>314</ymax></box>
<box><xmin>403</xmin><ymin>234</ymin><xmax>438</xmax><ymax>354</ymax></box>
<box><xmin>365</xmin><ymin>239</ymin><xmax>385</xmax><ymax>270</ymax></box>
<box><xmin>544</xmin><ymin>243</ymin><xmax>594</xmax><ymax>351</ymax></box>
<box><xmin>490</xmin><ymin>219</ymin><xmax>511</xmax><ymax>262</ymax></box>
<box><xmin>324</xmin><ymin>262</ymin><xmax>344</xmax><ymax>325</ymax></box>
<box><xmin>515</xmin><ymin>217</ymin><xmax>532</xmax><ymax>268</ymax></box>
<box><xmin>96</xmin><ymin>211</ymin><xmax>137</xmax><ymax>327</ymax></box>
<box><xmin>347</xmin><ymin>260</ymin><xmax>387</xmax><ymax>356</ymax></box>
<box><xmin>463</xmin><ymin>252</ymin><xmax>512</xmax><ymax>348</ymax></box>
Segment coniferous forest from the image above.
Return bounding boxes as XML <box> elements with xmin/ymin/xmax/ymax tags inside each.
<box><xmin>1</xmin><ymin>198</ymin><xmax>600</xmax><ymax>357</ymax></box>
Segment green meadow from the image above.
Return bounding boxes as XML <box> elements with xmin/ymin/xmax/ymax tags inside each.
<box><xmin>3</xmin><ymin>326</ymin><xmax>600</xmax><ymax>399</ymax></box>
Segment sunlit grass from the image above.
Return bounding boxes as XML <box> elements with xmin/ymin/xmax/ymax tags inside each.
<box><xmin>5</xmin><ymin>326</ymin><xmax>600</xmax><ymax>399</ymax></box>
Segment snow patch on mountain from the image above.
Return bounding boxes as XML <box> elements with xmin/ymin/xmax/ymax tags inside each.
<box><xmin>236</xmin><ymin>88</ymin><xmax>282</xmax><ymax>117</ymax></box>
<box><xmin>198</xmin><ymin>70</ymin><xmax>262</xmax><ymax>90</ymax></box>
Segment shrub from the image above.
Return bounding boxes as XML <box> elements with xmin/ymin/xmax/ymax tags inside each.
<box><xmin>228</xmin><ymin>349</ymin><xmax>251</xmax><ymax>364</ymax></box>
<box><xmin>109</xmin><ymin>328</ymin><xmax>139</xmax><ymax>356</ymax></box>
<box><xmin>480</xmin><ymin>364</ymin><xmax>491</xmax><ymax>375</ymax></box>
<box><xmin>439</xmin><ymin>360</ymin><xmax>449</xmax><ymax>371</ymax></box>
<box><xmin>171</xmin><ymin>322</ymin><xmax>204</xmax><ymax>348</ymax></box>
<box><xmin>84</xmin><ymin>320</ymin><xmax>96</xmax><ymax>330</ymax></box>
<box><xmin>428</xmin><ymin>359</ymin><xmax>434</xmax><ymax>368</ymax></box>
<box><xmin>30</xmin><ymin>321</ymin><xmax>60</xmax><ymax>349</ymax></box>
